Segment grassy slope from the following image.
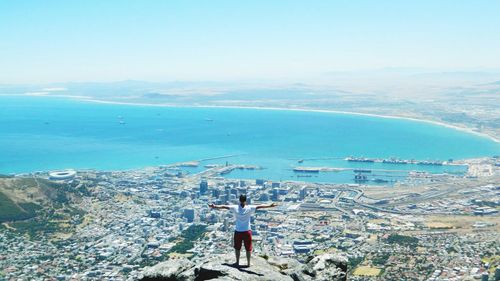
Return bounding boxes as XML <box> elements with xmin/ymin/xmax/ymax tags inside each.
<box><xmin>0</xmin><ymin>191</ymin><xmax>37</xmax><ymax>222</ymax></box>
<box><xmin>0</xmin><ymin>177</ymin><xmax>73</xmax><ymax>223</ymax></box>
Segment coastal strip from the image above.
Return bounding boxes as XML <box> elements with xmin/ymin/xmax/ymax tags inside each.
<box><xmin>11</xmin><ymin>93</ymin><xmax>500</xmax><ymax>143</ymax></box>
<box><xmin>83</xmin><ymin>98</ymin><xmax>500</xmax><ymax>144</ymax></box>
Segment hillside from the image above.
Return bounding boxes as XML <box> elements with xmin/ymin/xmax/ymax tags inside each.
<box><xmin>0</xmin><ymin>176</ymin><xmax>88</xmax><ymax>238</ymax></box>
<box><xmin>0</xmin><ymin>190</ymin><xmax>39</xmax><ymax>222</ymax></box>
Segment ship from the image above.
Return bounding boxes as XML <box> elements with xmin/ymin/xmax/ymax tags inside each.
<box><xmin>372</xmin><ymin>178</ymin><xmax>389</xmax><ymax>183</ymax></box>
<box><xmin>353</xmin><ymin>169</ymin><xmax>371</xmax><ymax>173</ymax></box>
<box><xmin>382</xmin><ymin>158</ymin><xmax>408</xmax><ymax>164</ymax></box>
<box><xmin>417</xmin><ymin>160</ymin><xmax>443</xmax><ymax>166</ymax></box>
<box><xmin>293</xmin><ymin>167</ymin><xmax>320</xmax><ymax>173</ymax></box>
<box><xmin>346</xmin><ymin>157</ymin><xmax>375</xmax><ymax>163</ymax></box>
<box><xmin>354</xmin><ymin>174</ymin><xmax>368</xmax><ymax>182</ymax></box>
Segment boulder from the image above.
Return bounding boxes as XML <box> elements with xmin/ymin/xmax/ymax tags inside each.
<box><xmin>301</xmin><ymin>253</ymin><xmax>348</xmax><ymax>281</ymax></box>
<box><xmin>141</xmin><ymin>259</ymin><xmax>194</xmax><ymax>281</ymax></box>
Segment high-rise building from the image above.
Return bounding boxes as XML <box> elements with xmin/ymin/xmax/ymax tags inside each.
<box><xmin>218</xmin><ymin>194</ymin><xmax>227</xmax><ymax>204</ymax></box>
<box><xmin>300</xmin><ymin>187</ymin><xmax>307</xmax><ymax>200</ymax></box>
<box><xmin>271</xmin><ymin>182</ymin><xmax>280</xmax><ymax>188</ymax></box>
<box><xmin>230</xmin><ymin>188</ymin><xmax>238</xmax><ymax>197</ymax></box>
<box><xmin>180</xmin><ymin>190</ymin><xmax>190</xmax><ymax>198</ymax></box>
<box><xmin>149</xmin><ymin>210</ymin><xmax>161</xmax><ymax>218</ymax></box>
<box><xmin>200</xmin><ymin>180</ymin><xmax>208</xmax><ymax>195</ymax></box>
<box><xmin>183</xmin><ymin>208</ymin><xmax>195</xmax><ymax>223</ymax></box>
<box><xmin>260</xmin><ymin>193</ymin><xmax>269</xmax><ymax>201</ymax></box>
<box><xmin>212</xmin><ymin>188</ymin><xmax>221</xmax><ymax>198</ymax></box>
<box><xmin>272</xmin><ymin>188</ymin><xmax>280</xmax><ymax>201</ymax></box>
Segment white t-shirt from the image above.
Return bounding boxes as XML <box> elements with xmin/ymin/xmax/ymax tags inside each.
<box><xmin>229</xmin><ymin>204</ymin><xmax>256</xmax><ymax>232</ymax></box>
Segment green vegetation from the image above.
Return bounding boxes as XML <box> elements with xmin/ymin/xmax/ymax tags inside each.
<box><xmin>10</xmin><ymin>218</ymin><xmax>61</xmax><ymax>238</ymax></box>
<box><xmin>372</xmin><ymin>253</ymin><xmax>391</xmax><ymax>266</ymax></box>
<box><xmin>348</xmin><ymin>256</ymin><xmax>364</xmax><ymax>271</ymax></box>
<box><xmin>168</xmin><ymin>224</ymin><xmax>208</xmax><ymax>254</ymax></box>
<box><xmin>0</xmin><ymin>191</ymin><xmax>39</xmax><ymax>222</ymax></box>
<box><xmin>65</xmin><ymin>206</ymin><xmax>86</xmax><ymax>224</ymax></box>
<box><xmin>386</xmin><ymin>234</ymin><xmax>419</xmax><ymax>248</ymax></box>
<box><xmin>138</xmin><ymin>224</ymin><xmax>208</xmax><ymax>267</ymax></box>
<box><xmin>8</xmin><ymin>204</ymin><xmax>83</xmax><ymax>239</ymax></box>
<box><xmin>19</xmin><ymin>202</ymin><xmax>43</xmax><ymax>214</ymax></box>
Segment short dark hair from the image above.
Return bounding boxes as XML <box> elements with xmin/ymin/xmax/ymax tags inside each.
<box><xmin>239</xmin><ymin>194</ymin><xmax>247</xmax><ymax>203</ymax></box>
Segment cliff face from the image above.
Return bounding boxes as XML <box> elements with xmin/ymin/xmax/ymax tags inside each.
<box><xmin>139</xmin><ymin>253</ymin><xmax>347</xmax><ymax>281</ymax></box>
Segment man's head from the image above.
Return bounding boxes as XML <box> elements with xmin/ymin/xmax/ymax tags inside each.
<box><xmin>239</xmin><ymin>194</ymin><xmax>247</xmax><ymax>207</ymax></box>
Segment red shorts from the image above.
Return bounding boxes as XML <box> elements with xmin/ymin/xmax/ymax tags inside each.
<box><xmin>234</xmin><ymin>230</ymin><xmax>252</xmax><ymax>251</ymax></box>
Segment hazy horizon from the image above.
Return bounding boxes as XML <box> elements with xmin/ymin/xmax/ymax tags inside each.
<box><xmin>1</xmin><ymin>0</ymin><xmax>500</xmax><ymax>84</ymax></box>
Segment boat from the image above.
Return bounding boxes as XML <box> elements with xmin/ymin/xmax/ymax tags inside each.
<box><xmin>353</xmin><ymin>169</ymin><xmax>371</xmax><ymax>173</ymax></box>
<box><xmin>382</xmin><ymin>158</ymin><xmax>408</xmax><ymax>164</ymax></box>
<box><xmin>417</xmin><ymin>160</ymin><xmax>443</xmax><ymax>166</ymax></box>
<box><xmin>354</xmin><ymin>174</ymin><xmax>368</xmax><ymax>182</ymax></box>
<box><xmin>293</xmin><ymin>167</ymin><xmax>320</xmax><ymax>173</ymax></box>
<box><xmin>346</xmin><ymin>157</ymin><xmax>375</xmax><ymax>163</ymax></box>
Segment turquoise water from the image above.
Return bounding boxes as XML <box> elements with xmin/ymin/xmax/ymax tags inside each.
<box><xmin>1</xmin><ymin>96</ymin><xmax>498</xmax><ymax>183</ymax></box>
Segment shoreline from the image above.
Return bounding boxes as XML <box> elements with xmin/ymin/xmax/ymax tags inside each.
<box><xmin>5</xmin><ymin>93</ymin><xmax>500</xmax><ymax>143</ymax></box>
<box><xmin>83</xmin><ymin>97</ymin><xmax>500</xmax><ymax>144</ymax></box>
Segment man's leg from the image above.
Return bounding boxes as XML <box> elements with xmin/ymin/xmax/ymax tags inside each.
<box><xmin>234</xmin><ymin>232</ymin><xmax>242</xmax><ymax>266</ymax></box>
<box><xmin>244</xmin><ymin>230</ymin><xmax>252</xmax><ymax>267</ymax></box>
<box><xmin>246</xmin><ymin>250</ymin><xmax>251</xmax><ymax>267</ymax></box>
<box><xmin>235</xmin><ymin>249</ymin><xmax>240</xmax><ymax>266</ymax></box>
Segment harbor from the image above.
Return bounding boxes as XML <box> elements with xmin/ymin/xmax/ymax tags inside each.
<box><xmin>290</xmin><ymin>157</ymin><xmax>470</xmax><ymax>185</ymax></box>
<box><xmin>344</xmin><ymin>156</ymin><xmax>461</xmax><ymax>166</ymax></box>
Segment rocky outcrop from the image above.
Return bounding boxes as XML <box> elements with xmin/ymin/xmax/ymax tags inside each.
<box><xmin>139</xmin><ymin>253</ymin><xmax>347</xmax><ymax>281</ymax></box>
<box><xmin>298</xmin><ymin>254</ymin><xmax>348</xmax><ymax>281</ymax></box>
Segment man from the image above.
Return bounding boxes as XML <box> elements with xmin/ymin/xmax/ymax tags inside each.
<box><xmin>209</xmin><ymin>195</ymin><xmax>277</xmax><ymax>267</ymax></box>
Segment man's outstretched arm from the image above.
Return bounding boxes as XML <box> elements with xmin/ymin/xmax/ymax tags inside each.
<box><xmin>208</xmin><ymin>203</ymin><xmax>230</xmax><ymax>210</ymax></box>
<box><xmin>256</xmin><ymin>202</ymin><xmax>278</xmax><ymax>210</ymax></box>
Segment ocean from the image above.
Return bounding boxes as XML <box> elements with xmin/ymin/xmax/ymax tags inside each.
<box><xmin>1</xmin><ymin>95</ymin><xmax>499</xmax><ymax>184</ymax></box>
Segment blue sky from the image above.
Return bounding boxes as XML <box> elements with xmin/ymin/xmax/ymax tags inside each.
<box><xmin>1</xmin><ymin>0</ymin><xmax>500</xmax><ymax>83</ymax></box>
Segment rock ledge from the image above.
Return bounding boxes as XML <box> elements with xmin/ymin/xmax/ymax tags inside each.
<box><xmin>139</xmin><ymin>253</ymin><xmax>347</xmax><ymax>281</ymax></box>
